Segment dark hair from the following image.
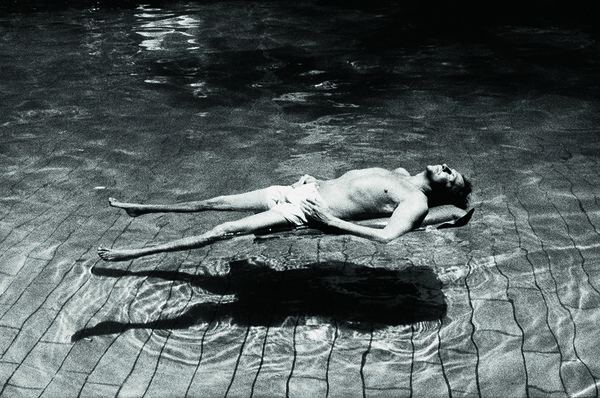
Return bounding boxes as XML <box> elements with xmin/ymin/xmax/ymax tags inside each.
<box><xmin>428</xmin><ymin>174</ymin><xmax>473</xmax><ymax>210</ymax></box>
<box><xmin>450</xmin><ymin>174</ymin><xmax>472</xmax><ymax>209</ymax></box>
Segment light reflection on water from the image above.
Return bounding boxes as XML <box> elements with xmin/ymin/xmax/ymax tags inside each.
<box><xmin>1</xmin><ymin>1</ymin><xmax>600</xmax><ymax>396</ymax></box>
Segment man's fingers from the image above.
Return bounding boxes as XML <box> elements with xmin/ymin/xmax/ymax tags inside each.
<box><xmin>302</xmin><ymin>199</ymin><xmax>318</xmax><ymax>208</ymax></box>
<box><xmin>300</xmin><ymin>200</ymin><xmax>313</xmax><ymax>212</ymax></box>
<box><xmin>306</xmin><ymin>198</ymin><xmax>325</xmax><ymax>207</ymax></box>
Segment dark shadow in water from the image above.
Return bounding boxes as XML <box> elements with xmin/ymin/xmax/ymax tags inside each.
<box><xmin>7</xmin><ymin>0</ymin><xmax>598</xmax><ymax>25</ymax></box>
<box><xmin>72</xmin><ymin>259</ymin><xmax>446</xmax><ymax>341</ymax></box>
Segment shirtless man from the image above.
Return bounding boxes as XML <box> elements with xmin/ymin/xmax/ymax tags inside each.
<box><xmin>97</xmin><ymin>164</ymin><xmax>472</xmax><ymax>261</ymax></box>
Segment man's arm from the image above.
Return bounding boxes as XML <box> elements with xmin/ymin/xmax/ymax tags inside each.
<box><xmin>301</xmin><ymin>198</ymin><xmax>428</xmax><ymax>243</ymax></box>
<box><xmin>355</xmin><ymin>205</ymin><xmax>468</xmax><ymax>229</ymax></box>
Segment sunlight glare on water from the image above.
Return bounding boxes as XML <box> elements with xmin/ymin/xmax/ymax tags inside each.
<box><xmin>1</xmin><ymin>1</ymin><xmax>600</xmax><ymax>397</ymax></box>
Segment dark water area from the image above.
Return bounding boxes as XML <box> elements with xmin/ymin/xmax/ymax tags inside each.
<box><xmin>1</xmin><ymin>1</ymin><xmax>600</xmax><ymax>396</ymax></box>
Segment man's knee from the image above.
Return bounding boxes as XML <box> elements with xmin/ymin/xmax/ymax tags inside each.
<box><xmin>208</xmin><ymin>221</ymin><xmax>234</xmax><ymax>237</ymax></box>
<box><xmin>212</xmin><ymin>219</ymin><xmax>255</xmax><ymax>237</ymax></box>
<box><xmin>204</xmin><ymin>196</ymin><xmax>227</xmax><ymax>207</ymax></box>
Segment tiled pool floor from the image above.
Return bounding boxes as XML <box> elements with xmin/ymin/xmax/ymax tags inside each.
<box><xmin>2</xmin><ymin>2</ymin><xmax>600</xmax><ymax>397</ymax></box>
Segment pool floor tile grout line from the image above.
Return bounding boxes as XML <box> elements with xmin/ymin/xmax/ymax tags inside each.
<box><xmin>524</xmin><ymin>174</ymin><xmax>595</xmax><ymax>395</ymax></box>
<box><xmin>513</xmin><ymin>188</ymin><xmax>569</xmax><ymax>394</ymax></box>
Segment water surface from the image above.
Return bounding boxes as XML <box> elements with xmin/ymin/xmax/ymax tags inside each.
<box><xmin>1</xmin><ymin>1</ymin><xmax>600</xmax><ymax>397</ymax></box>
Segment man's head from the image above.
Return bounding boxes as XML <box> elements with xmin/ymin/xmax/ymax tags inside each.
<box><xmin>425</xmin><ymin>164</ymin><xmax>472</xmax><ymax>209</ymax></box>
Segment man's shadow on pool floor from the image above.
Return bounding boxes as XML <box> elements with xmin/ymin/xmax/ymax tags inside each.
<box><xmin>72</xmin><ymin>259</ymin><xmax>446</xmax><ymax>342</ymax></box>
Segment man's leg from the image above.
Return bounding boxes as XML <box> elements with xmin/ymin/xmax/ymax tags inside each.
<box><xmin>109</xmin><ymin>188</ymin><xmax>276</xmax><ymax>217</ymax></box>
<box><xmin>97</xmin><ymin>209</ymin><xmax>290</xmax><ymax>261</ymax></box>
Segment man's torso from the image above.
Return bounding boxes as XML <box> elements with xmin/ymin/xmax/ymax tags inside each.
<box><xmin>316</xmin><ymin>168</ymin><xmax>426</xmax><ymax>220</ymax></box>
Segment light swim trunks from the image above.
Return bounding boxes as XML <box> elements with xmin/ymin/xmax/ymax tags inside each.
<box><xmin>264</xmin><ymin>179</ymin><xmax>324</xmax><ymax>227</ymax></box>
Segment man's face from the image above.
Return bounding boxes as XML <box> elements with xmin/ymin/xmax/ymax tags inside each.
<box><xmin>426</xmin><ymin>164</ymin><xmax>465</xmax><ymax>191</ymax></box>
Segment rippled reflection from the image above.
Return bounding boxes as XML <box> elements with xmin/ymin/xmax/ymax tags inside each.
<box><xmin>135</xmin><ymin>5</ymin><xmax>202</xmax><ymax>52</ymax></box>
<box><xmin>2</xmin><ymin>2</ymin><xmax>600</xmax><ymax>396</ymax></box>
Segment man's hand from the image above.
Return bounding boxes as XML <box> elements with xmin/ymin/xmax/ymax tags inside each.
<box><xmin>300</xmin><ymin>197</ymin><xmax>334</xmax><ymax>225</ymax></box>
<box><xmin>292</xmin><ymin>174</ymin><xmax>317</xmax><ymax>188</ymax></box>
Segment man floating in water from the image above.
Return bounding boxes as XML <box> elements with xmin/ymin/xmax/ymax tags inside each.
<box><xmin>98</xmin><ymin>164</ymin><xmax>472</xmax><ymax>261</ymax></box>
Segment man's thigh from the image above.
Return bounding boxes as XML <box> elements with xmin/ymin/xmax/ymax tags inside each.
<box><xmin>224</xmin><ymin>209</ymin><xmax>292</xmax><ymax>234</ymax></box>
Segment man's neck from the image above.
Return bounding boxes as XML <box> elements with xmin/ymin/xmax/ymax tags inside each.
<box><xmin>407</xmin><ymin>172</ymin><xmax>432</xmax><ymax>195</ymax></box>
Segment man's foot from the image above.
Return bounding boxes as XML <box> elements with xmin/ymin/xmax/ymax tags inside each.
<box><xmin>97</xmin><ymin>246</ymin><xmax>139</xmax><ymax>262</ymax></box>
<box><xmin>109</xmin><ymin>198</ymin><xmax>147</xmax><ymax>217</ymax></box>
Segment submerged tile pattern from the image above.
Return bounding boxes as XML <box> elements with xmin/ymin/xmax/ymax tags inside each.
<box><xmin>2</xmin><ymin>143</ymin><xmax>600</xmax><ymax>397</ymax></box>
<box><xmin>2</xmin><ymin>3</ymin><xmax>600</xmax><ymax>397</ymax></box>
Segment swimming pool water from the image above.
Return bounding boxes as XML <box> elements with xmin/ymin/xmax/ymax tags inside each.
<box><xmin>1</xmin><ymin>1</ymin><xmax>600</xmax><ymax>397</ymax></box>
